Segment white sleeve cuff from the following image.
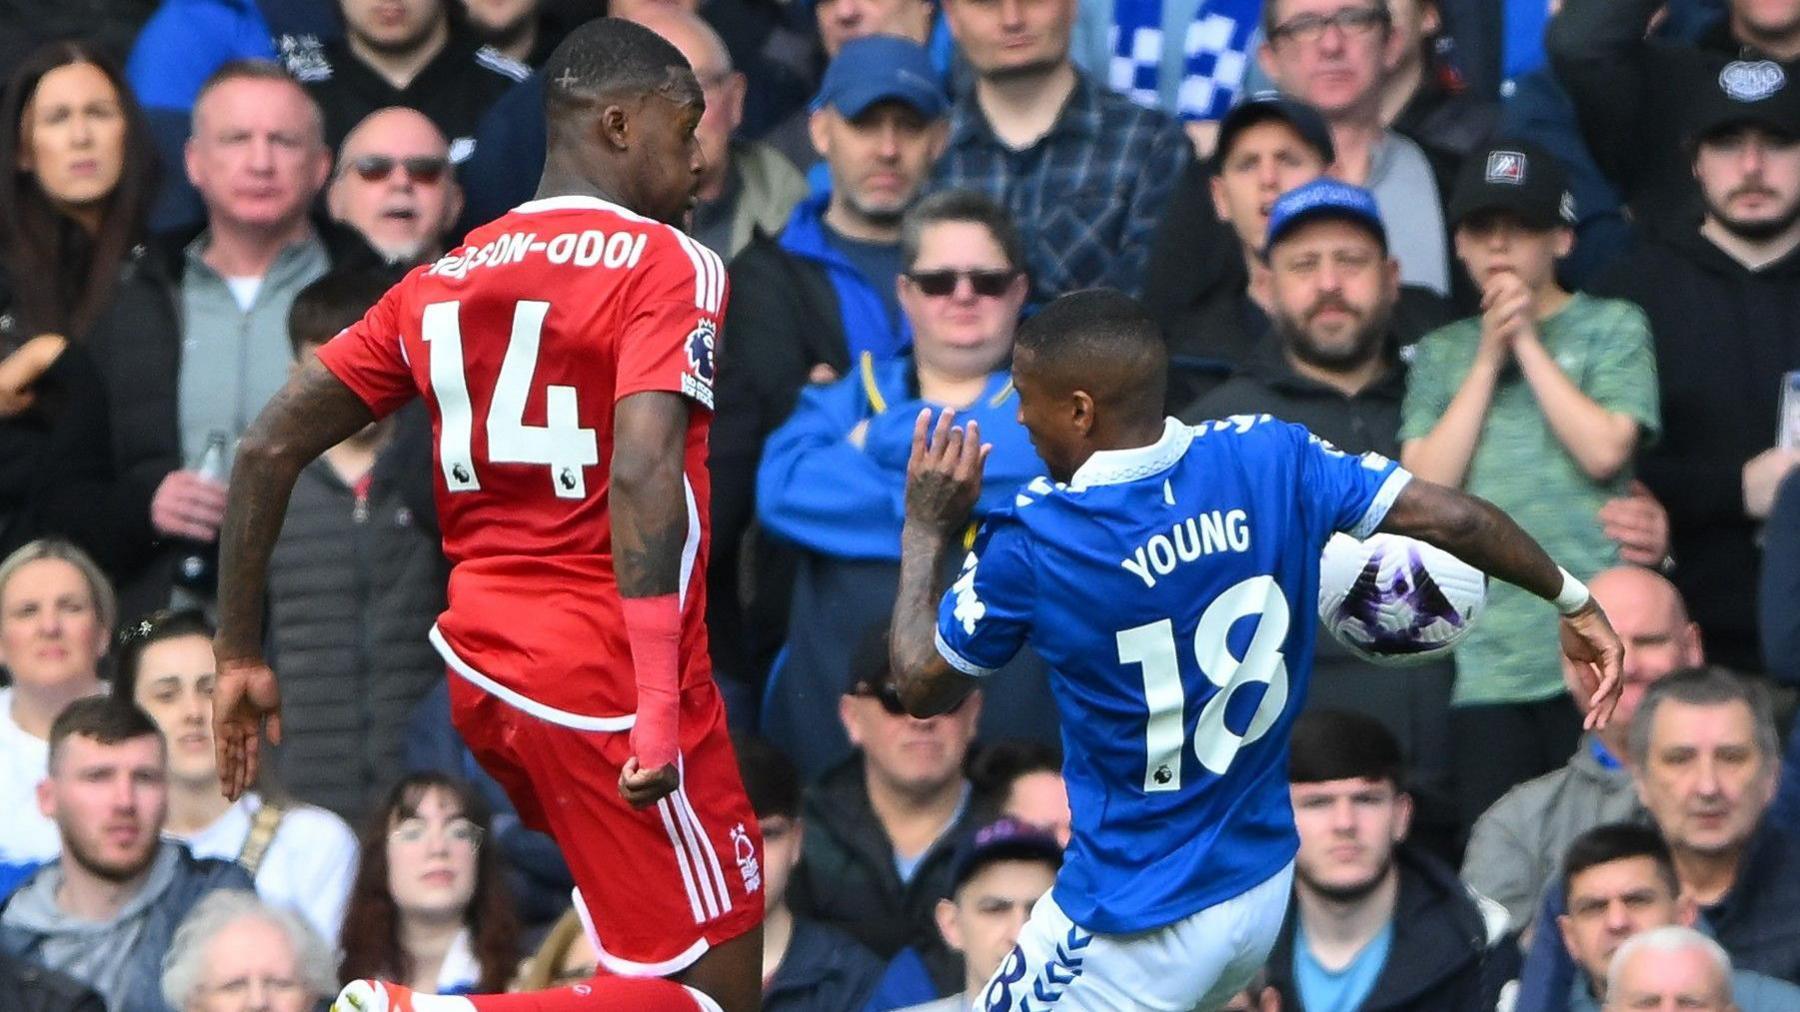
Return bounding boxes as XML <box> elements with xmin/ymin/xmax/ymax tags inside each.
<box><xmin>1350</xmin><ymin>469</ymin><xmax>1414</xmax><ymax>539</ymax></box>
<box><xmin>934</xmin><ymin>628</ymin><xmax>998</xmax><ymax>678</ymax></box>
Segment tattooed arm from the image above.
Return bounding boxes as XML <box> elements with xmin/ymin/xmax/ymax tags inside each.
<box><xmin>891</xmin><ymin>410</ymin><xmax>987</xmax><ymax>717</ymax></box>
<box><xmin>213</xmin><ymin>358</ymin><xmax>379</xmax><ymax>799</ymax></box>
<box><xmin>612</xmin><ymin>391</ymin><xmax>693</xmax><ymax>808</ymax></box>
<box><xmin>1378</xmin><ymin>478</ymin><xmax>1626</xmax><ymax>728</ymax></box>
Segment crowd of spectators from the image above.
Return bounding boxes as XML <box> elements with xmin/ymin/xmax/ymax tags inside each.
<box><xmin>0</xmin><ymin>0</ymin><xmax>1798</xmax><ymax>1009</ymax></box>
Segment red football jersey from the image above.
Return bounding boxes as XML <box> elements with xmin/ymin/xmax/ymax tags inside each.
<box><xmin>317</xmin><ymin>195</ymin><xmax>727</xmax><ymax>719</ymax></box>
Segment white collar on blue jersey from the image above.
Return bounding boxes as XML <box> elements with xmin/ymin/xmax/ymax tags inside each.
<box><xmin>1068</xmin><ymin>417</ymin><xmax>1193</xmax><ymax>491</ymax></box>
<box><xmin>511</xmin><ymin>195</ymin><xmax>652</xmax><ymax>223</ymax></box>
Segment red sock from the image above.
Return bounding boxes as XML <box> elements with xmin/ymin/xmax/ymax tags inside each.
<box><xmin>457</xmin><ymin>977</ymin><xmax>711</xmax><ymax>1011</ymax></box>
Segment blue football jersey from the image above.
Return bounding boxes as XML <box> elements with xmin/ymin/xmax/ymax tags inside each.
<box><xmin>935</xmin><ymin>415</ymin><xmax>1411</xmax><ymax>934</ymax></box>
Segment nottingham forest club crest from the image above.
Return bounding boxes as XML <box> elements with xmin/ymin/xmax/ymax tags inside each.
<box><xmin>682</xmin><ymin>318</ymin><xmax>716</xmax><ymax>408</ymax></box>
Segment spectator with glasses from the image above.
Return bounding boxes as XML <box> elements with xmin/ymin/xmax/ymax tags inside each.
<box><xmin>787</xmin><ymin>624</ymin><xmax>995</xmax><ymax>998</ymax></box>
<box><xmin>336</xmin><ymin>773</ymin><xmax>518</xmax><ymax>996</ymax></box>
<box><xmin>113</xmin><ymin>609</ymin><xmax>358</xmax><ymax>946</ymax></box>
<box><xmin>326</xmin><ymin>107</ymin><xmax>464</xmax><ymax>270</ymax></box>
<box><xmin>1256</xmin><ymin>0</ymin><xmax>1455</xmax><ymax>299</ymax></box>
<box><xmin>160</xmin><ymin>890</ymin><xmax>337</xmax><ymax>1012</ymax></box>
<box><xmin>755</xmin><ymin>189</ymin><xmax>1054</xmax><ymax>779</ymax></box>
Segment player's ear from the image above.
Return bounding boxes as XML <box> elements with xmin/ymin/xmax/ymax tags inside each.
<box><xmin>1391</xmin><ymin>789</ymin><xmax>1413</xmax><ymax>843</ymax></box>
<box><xmin>599</xmin><ymin>103</ymin><xmax>633</xmax><ymax>151</ymax></box>
<box><xmin>1070</xmin><ymin>389</ymin><xmax>1096</xmax><ymax>437</ymax></box>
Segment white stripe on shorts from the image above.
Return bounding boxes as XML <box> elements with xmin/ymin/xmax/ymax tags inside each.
<box><xmin>675</xmin><ymin>787</ymin><xmax>733</xmax><ymax>916</ymax></box>
<box><xmin>656</xmin><ymin>799</ymin><xmax>708</xmax><ymax>923</ymax></box>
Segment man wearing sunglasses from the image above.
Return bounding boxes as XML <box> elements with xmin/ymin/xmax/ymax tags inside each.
<box><xmin>755</xmin><ymin>189</ymin><xmax>1052</xmax><ymax>781</ymax></box>
<box><xmin>326</xmin><ymin>107</ymin><xmax>465</xmax><ymax>268</ymax></box>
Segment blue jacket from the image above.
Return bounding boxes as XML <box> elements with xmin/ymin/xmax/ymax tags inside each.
<box><xmin>758</xmin><ymin>355</ymin><xmax>1041</xmax><ymax>560</ymax></box>
<box><xmin>776</xmin><ymin>196</ymin><xmax>912</xmax><ymax>362</ymax></box>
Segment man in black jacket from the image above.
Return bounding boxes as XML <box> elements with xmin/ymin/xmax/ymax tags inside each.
<box><xmin>1267</xmin><ymin>709</ymin><xmax>1512</xmax><ymax>1011</ymax></box>
<box><xmin>1587</xmin><ymin>66</ymin><xmax>1800</xmax><ymax>672</ymax></box>
<box><xmin>1548</xmin><ymin>0</ymin><xmax>1800</xmax><ymax>229</ymax></box>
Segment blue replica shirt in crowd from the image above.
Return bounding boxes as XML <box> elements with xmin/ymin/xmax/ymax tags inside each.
<box><xmin>1295</xmin><ymin>920</ymin><xmax>1395</xmax><ymax>1012</ymax></box>
<box><xmin>935</xmin><ymin>415</ymin><xmax>1411</xmax><ymax>933</ymax></box>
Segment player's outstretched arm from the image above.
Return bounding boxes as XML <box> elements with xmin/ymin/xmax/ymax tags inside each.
<box><xmin>891</xmin><ymin>409</ymin><xmax>988</xmax><ymax>717</ymax></box>
<box><xmin>613</xmin><ymin>390</ymin><xmax>692</xmax><ymax>809</ymax></box>
<box><xmin>214</xmin><ymin>358</ymin><xmax>379</xmax><ymax>801</ymax></box>
<box><xmin>1378</xmin><ymin>477</ymin><xmax>1626</xmax><ymax>729</ymax></box>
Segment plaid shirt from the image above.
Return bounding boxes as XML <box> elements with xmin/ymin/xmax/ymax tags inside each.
<box><xmin>932</xmin><ymin>71</ymin><xmax>1191</xmax><ymax>308</ymax></box>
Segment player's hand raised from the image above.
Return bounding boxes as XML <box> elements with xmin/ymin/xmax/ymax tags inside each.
<box><xmin>619</xmin><ymin>757</ymin><xmax>680</xmax><ymax>810</ymax></box>
<box><xmin>212</xmin><ymin>654</ymin><xmax>283</xmax><ymax>801</ymax></box>
<box><xmin>906</xmin><ymin>408</ymin><xmax>992</xmax><ymax>535</ymax></box>
<box><xmin>1559</xmin><ymin>600</ymin><xmax>1625</xmax><ymax>731</ymax></box>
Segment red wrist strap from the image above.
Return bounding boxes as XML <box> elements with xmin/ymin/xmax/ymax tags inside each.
<box><xmin>621</xmin><ymin>593</ymin><xmax>682</xmax><ymax>769</ymax></box>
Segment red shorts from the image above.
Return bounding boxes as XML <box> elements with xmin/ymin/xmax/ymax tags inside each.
<box><xmin>447</xmin><ymin>667</ymin><xmax>764</xmax><ymax>976</ymax></box>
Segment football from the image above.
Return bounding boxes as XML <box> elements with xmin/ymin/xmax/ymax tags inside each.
<box><xmin>1317</xmin><ymin>533</ymin><xmax>1488</xmax><ymax>665</ymax></box>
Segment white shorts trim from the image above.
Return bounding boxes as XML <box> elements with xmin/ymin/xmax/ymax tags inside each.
<box><xmin>978</xmin><ymin>861</ymin><xmax>1294</xmax><ymax>1011</ymax></box>
<box><xmin>431</xmin><ymin>624</ymin><xmax>636</xmax><ymax>731</ymax></box>
<box><xmin>572</xmin><ymin>886</ymin><xmax>713</xmax><ymax>977</ymax></box>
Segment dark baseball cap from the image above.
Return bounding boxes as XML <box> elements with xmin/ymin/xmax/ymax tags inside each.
<box><xmin>1686</xmin><ymin>59</ymin><xmax>1800</xmax><ymax>145</ymax></box>
<box><xmin>1263</xmin><ymin>178</ymin><xmax>1386</xmax><ymax>256</ymax></box>
<box><xmin>1446</xmin><ymin>140</ymin><xmax>1576</xmax><ymax>231</ymax></box>
<box><xmin>950</xmin><ymin>817</ymin><xmax>1063</xmax><ymax>894</ymax></box>
<box><xmin>812</xmin><ymin>35</ymin><xmax>947</xmax><ymax>120</ymax></box>
<box><xmin>1215</xmin><ymin>91</ymin><xmax>1336</xmax><ymax>165</ymax></box>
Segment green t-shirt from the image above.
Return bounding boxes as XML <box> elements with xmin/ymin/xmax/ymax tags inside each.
<box><xmin>1400</xmin><ymin>293</ymin><xmax>1661</xmax><ymax>705</ymax></box>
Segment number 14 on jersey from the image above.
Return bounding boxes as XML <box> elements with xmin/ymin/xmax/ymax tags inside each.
<box><xmin>422</xmin><ymin>299</ymin><xmax>600</xmax><ymax>499</ymax></box>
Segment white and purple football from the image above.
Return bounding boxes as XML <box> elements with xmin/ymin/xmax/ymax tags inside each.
<box><xmin>1317</xmin><ymin>533</ymin><xmax>1488</xmax><ymax>665</ymax></box>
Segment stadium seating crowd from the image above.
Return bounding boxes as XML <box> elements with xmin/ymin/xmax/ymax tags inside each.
<box><xmin>0</xmin><ymin>0</ymin><xmax>1798</xmax><ymax>1008</ymax></box>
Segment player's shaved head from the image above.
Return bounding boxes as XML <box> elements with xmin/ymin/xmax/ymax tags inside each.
<box><xmin>1014</xmin><ymin>289</ymin><xmax>1167</xmax><ymax>422</ymax></box>
<box><xmin>1010</xmin><ymin>290</ymin><xmax>1170</xmax><ymax>483</ymax></box>
<box><xmin>535</xmin><ymin>17</ymin><xmax>707</xmax><ymax>226</ymax></box>
<box><xmin>542</xmin><ymin>16</ymin><xmax>702</xmax><ymax>129</ymax></box>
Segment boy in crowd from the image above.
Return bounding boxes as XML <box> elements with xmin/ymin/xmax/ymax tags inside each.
<box><xmin>1400</xmin><ymin>140</ymin><xmax>1661</xmax><ymax>826</ymax></box>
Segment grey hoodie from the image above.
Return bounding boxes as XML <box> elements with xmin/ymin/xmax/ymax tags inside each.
<box><xmin>0</xmin><ymin>842</ymin><xmax>253</xmax><ymax>1012</ymax></box>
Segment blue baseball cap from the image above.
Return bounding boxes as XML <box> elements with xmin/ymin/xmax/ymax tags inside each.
<box><xmin>812</xmin><ymin>35</ymin><xmax>947</xmax><ymax>120</ymax></box>
<box><xmin>1263</xmin><ymin>178</ymin><xmax>1387</xmax><ymax>257</ymax></box>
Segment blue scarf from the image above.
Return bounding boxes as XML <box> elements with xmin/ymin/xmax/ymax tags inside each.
<box><xmin>1107</xmin><ymin>0</ymin><xmax>1262</xmax><ymax>121</ymax></box>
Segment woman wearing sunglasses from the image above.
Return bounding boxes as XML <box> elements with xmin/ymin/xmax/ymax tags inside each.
<box><xmin>753</xmin><ymin>188</ymin><xmax>1056</xmax><ymax>778</ymax></box>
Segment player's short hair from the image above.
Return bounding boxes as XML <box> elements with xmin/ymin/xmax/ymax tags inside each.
<box><xmin>191</xmin><ymin>59</ymin><xmax>323</xmax><ymax>144</ymax></box>
<box><xmin>1013</xmin><ymin>289</ymin><xmax>1168</xmax><ymax>418</ymax></box>
<box><xmin>1627</xmin><ymin>666</ymin><xmax>1779</xmax><ymax>771</ymax></box>
<box><xmin>542</xmin><ymin>17</ymin><xmax>700</xmax><ymax>128</ymax></box>
<box><xmin>733</xmin><ymin>735</ymin><xmax>801</xmax><ymax>821</ymax></box>
<box><xmin>288</xmin><ymin>269</ymin><xmax>392</xmax><ymax>357</ymax></box>
<box><xmin>48</xmin><ymin>696</ymin><xmax>163</xmax><ymax>772</ymax></box>
<box><xmin>1561</xmin><ymin>822</ymin><xmax>1679</xmax><ymax>908</ymax></box>
<box><xmin>1287</xmin><ymin>708</ymin><xmax>1405</xmax><ymax>789</ymax></box>
<box><xmin>899</xmin><ymin>189</ymin><xmax>1027</xmax><ymax>276</ymax></box>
